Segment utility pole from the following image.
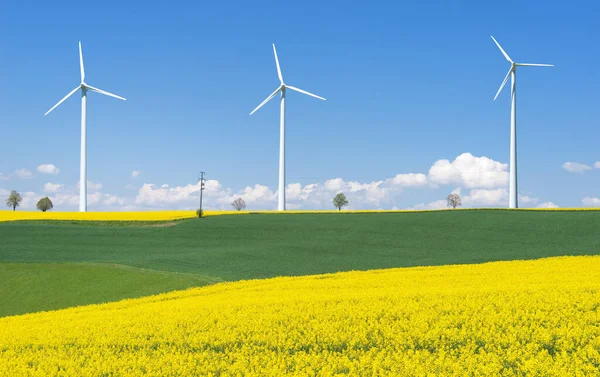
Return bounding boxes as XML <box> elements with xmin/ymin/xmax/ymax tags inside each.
<box><xmin>198</xmin><ymin>172</ymin><xmax>206</xmax><ymax>217</ymax></box>
<box><xmin>198</xmin><ymin>171</ymin><xmax>206</xmax><ymax>218</ymax></box>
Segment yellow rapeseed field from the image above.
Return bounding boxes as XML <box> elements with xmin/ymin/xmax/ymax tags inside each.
<box><xmin>0</xmin><ymin>210</ymin><xmax>242</xmax><ymax>222</ymax></box>
<box><xmin>1</xmin><ymin>256</ymin><xmax>599</xmax><ymax>376</ymax></box>
<box><xmin>3</xmin><ymin>207</ymin><xmax>598</xmax><ymax>223</ymax></box>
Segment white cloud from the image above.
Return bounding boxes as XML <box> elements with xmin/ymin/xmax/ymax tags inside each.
<box><xmin>0</xmin><ymin>173</ymin><xmax>9</xmax><ymax>181</ymax></box>
<box><xmin>19</xmin><ymin>191</ymin><xmax>39</xmax><ymax>209</ymax></box>
<box><xmin>15</xmin><ymin>168</ymin><xmax>34</xmax><ymax>179</ymax></box>
<box><xmin>411</xmin><ymin>187</ymin><xmax>463</xmax><ymax>210</ymax></box>
<box><xmin>47</xmin><ymin>191</ymin><xmax>126</xmax><ymax>208</ymax></box>
<box><xmin>464</xmin><ymin>188</ymin><xmax>507</xmax><ymax>206</ymax></box>
<box><xmin>286</xmin><ymin>183</ymin><xmax>316</xmax><ymax>202</ymax></box>
<box><xmin>3</xmin><ymin>152</ymin><xmax>561</xmax><ymax>211</ymax></box>
<box><xmin>412</xmin><ymin>189</ymin><xmax>547</xmax><ymax>210</ymax></box>
<box><xmin>464</xmin><ymin>190</ymin><xmax>539</xmax><ymax>208</ymax></box>
<box><xmin>226</xmin><ymin>184</ymin><xmax>277</xmax><ymax>207</ymax></box>
<box><xmin>37</xmin><ymin>164</ymin><xmax>60</xmax><ymax>175</ymax></box>
<box><xmin>48</xmin><ymin>192</ymin><xmax>82</xmax><ymax>207</ymax></box>
<box><xmin>286</xmin><ymin>179</ymin><xmax>394</xmax><ymax>210</ymax></box>
<box><xmin>123</xmin><ymin>152</ymin><xmax>536</xmax><ymax>210</ymax></box>
<box><xmin>215</xmin><ymin>184</ymin><xmax>279</xmax><ymax>210</ymax></box>
<box><xmin>518</xmin><ymin>195</ymin><xmax>539</xmax><ymax>207</ymax></box>
<box><xmin>76</xmin><ymin>180</ymin><xmax>103</xmax><ymax>191</ymax></box>
<box><xmin>537</xmin><ymin>201</ymin><xmax>559</xmax><ymax>208</ymax></box>
<box><xmin>5</xmin><ymin>180</ymin><xmax>127</xmax><ymax>211</ymax></box>
<box><xmin>36</xmin><ymin>180</ymin><xmax>126</xmax><ymax>210</ymax></box>
<box><xmin>103</xmin><ymin>194</ymin><xmax>126</xmax><ymax>206</ymax></box>
<box><xmin>323</xmin><ymin>178</ymin><xmax>345</xmax><ymax>192</ymax></box>
<box><xmin>136</xmin><ymin>183</ymin><xmax>194</xmax><ymax>206</ymax></box>
<box><xmin>0</xmin><ymin>190</ymin><xmax>41</xmax><ymax>209</ymax></box>
<box><xmin>346</xmin><ymin>181</ymin><xmax>390</xmax><ymax>206</ymax></box>
<box><xmin>412</xmin><ymin>188</ymin><xmax>508</xmax><ymax>209</ymax></box>
<box><xmin>88</xmin><ymin>181</ymin><xmax>103</xmax><ymax>191</ymax></box>
<box><xmin>44</xmin><ymin>182</ymin><xmax>64</xmax><ymax>193</ymax></box>
<box><xmin>595</xmin><ymin>162</ymin><xmax>600</xmax><ymax>169</ymax></box>
<box><xmin>582</xmin><ymin>197</ymin><xmax>600</xmax><ymax>207</ymax></box>
<box><xmin>428</xmin><ymin>153</ymin><xmax>508</xmax><ymax>189</ymax></box>
<box><xmin>562</xmin><ymin>162</ymin><xmax>591</xmax><ymax>173</ymax></box>
<box><xmin>131</xmin><ymin>170</ymin><xmax>141</xmax><ymax>178</ymax></box>
<box><xmin>386</xmin><ymin>173</ymin><xmax>428</xmax><ymax>187</ymax></box>
<box><xmin>133</xmin><ymin>174</ymin><xmax>406</xmax><ymax>211</ymax></box>
<box><xmin>410</xmin><ymin>200</ymin><xmax>448</xmax><ymax>210</ymax></box>
<box><xmin>135</xmin><ymin>180</ymin><xmax>228</xmax><ymax>208</ymax></box>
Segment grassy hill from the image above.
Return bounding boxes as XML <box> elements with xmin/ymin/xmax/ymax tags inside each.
<box><xmin>1</xmin><ymin>210</ymin><xmax>599</xmax><ymax>316</ymax></box>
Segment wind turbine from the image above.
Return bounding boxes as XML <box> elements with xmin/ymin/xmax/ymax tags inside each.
<box><xmin>45</xmin><ymin>42</ymin><xmax>126</xmax><ymax>212</ymax></box>
<box><xmin>250</xmin><ymin>44</ymin><xmax>325</xmax><ymax>211</ymax></box>
<box><xmin>491</xmin><ymin>36</ymin><xmax>552</xmax><ymax>209</ymax></box>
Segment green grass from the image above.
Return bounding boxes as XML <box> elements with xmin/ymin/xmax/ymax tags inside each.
<box><xmin>0</xmin><ymin>263</ymin><xmax>219</xmax><ymax>317</ymax></box>
<box><xmin>1</xmin><ymin>211</ymin><xmax>599</xmax><ymax>316</ymax></box>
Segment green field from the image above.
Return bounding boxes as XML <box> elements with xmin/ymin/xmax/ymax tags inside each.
<box><xmin>1</xmin><ymin>211</ymin><xmax>599</xmax><ymax>317</ymax></box>
<box><xmin>0</xmin><ymin>263</ymin><xmax>218</xmax><ymax>316</ymax></box>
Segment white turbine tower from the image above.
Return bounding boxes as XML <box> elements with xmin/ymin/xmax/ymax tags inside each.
<box><xmin>491</xmin><ymin>36</ymin><xmax>552</xmax><ymax>209</ymax></box>
<box><xmin>45</xmin><ymin>42</ymin><xmax>126</xmax><ymax>212</ymax></box>
<box><xmin>250</xmin><ymin>44</ymin><xmax>325</xmax><ymax>211</ymax></box>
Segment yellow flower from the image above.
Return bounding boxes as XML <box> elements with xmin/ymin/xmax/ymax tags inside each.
<box><xmin>2</xmin><ymin>207</ymin><xmax>599</xmax><ymax>223</ymax></box>
<box><xmin>0</xmin><ymin>256</ymin><xmax>599</xmax><ymax>376</ymax></box>
<box><xmin>0</xmin><ymin>210</ymin><xmax>245</xmax><ymax>222</ymax></box>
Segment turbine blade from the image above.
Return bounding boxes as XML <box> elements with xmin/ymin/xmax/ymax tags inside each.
<box><xmin>44</xmin><ymin>86</ymin><xmax>81</xmax><ymax>116</ymax></box>
<box><xmin>490</xmin><ymin>36</ymin><xmax>513</xmax><ymax>63</ymax></box>
<box><xmin>250</xmin><ymin>86</ymin><xmax>281</xmax><ymax>115</ymax></box>
<box><xmin>273</xmin><ymin>44</ymin><xmax>283</xmax><ymax>84</ymax></box>
<box><xmin>286</xmin><ymin>85</ymin><xmax>326</xmax><ymax>101</ymax></box>
<box><xmin>494</xmin><ymin>67</ymin><xmax>513</xmax><ymax>101</ymax></box>
<box><xmin>515</xmin><ymin>63</ymin><xmax>554</xmax><ymax>67</ymax></box>
<box><xmin>79</xmin><ymin>42</ymin><xmax>85</xmax><ymax>83</ymax></box>
<box><xmin>85</xmin><ymin>84</ymin><xmax>127</xmax><ymax>101</ymax></box>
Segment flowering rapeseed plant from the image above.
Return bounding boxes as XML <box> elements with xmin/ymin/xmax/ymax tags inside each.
<box><xmin>2</xmin><ymin>207</ymin><xmax>599</xmax><ymax>223</ymax></box>
<box><xmin>0</xmin><ymin>256</ymin><xmax>599</xmax><ymax>376</ymax></box>
<box><xmin>0</xmin><ymin>210</ymin><xmax>241</xmax><ymax>222</ymax></box>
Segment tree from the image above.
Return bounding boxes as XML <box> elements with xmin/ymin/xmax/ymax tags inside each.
<box><xmin>447</xmin><ymin>193</ymin><xmax>462</xmax><ymax>209</ymax></box>
<box><xmin>196</xmin><ymin>208</ymin><xmax>204</xmax><ymax>218</ymax></box>
<box><xmin>231</xmin><ymin>198</ymin><xmax>246</xmax><ymax>211</ymax></box>
<box><xmin>333</xmin><ymin>193</ymin><xmax>349</xmax><ymax>211</ymax></box>
<box><xmin>5</xmin><ymin>190</ymin><xmax>22</xmax><ymax>211</ymax></box>
<box><xmin>37</xmin><ymin>197</ymin><xmax>53</xmax><ymax>212</ymax></box>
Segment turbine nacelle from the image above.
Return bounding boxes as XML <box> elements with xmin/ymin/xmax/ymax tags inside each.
<box><xmin>249</xmin><ymin>44</ymin><xmax>325</xmax><ymax>116</ymax></box>
<box><xmin>44</xmin><ymin>42</ymin><xmax>126</xmax><ymax>116</ymax></box>
<box><xmin>491</xmin><ymin>36</ymin><xmax>553</xmax><ymax>101</ymax></box>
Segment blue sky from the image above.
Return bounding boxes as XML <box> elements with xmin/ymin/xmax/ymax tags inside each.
<box><xmin>1</xmin><ymin>1</ymin><xmax>599</xmax><ymax>210</ymax></box>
